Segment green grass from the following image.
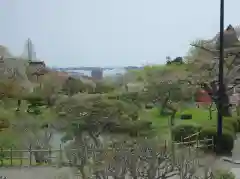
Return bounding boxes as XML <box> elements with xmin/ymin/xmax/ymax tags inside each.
<box><xmin>175</xmin><ymin>107</ymin><xmax>217</xmax><ymax>125</ymax></box>
<box><xmin>143</xmin><ymin>106</ymin><xmax>222</xmax><ymax>139</ymax></box>
<box><xmin>145</xmin><ymin>106</ymin><xmax>240</xmax><ymax>137</ymax></box>
<box><xmin>140</xmin><ymin>108</ymin><xmax>170</xmax><ymax>138</ymax></box>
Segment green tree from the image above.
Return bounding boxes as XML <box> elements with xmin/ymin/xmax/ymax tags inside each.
<box><xmin>55</xmin><ymin>93</ymin><xmax>152</xmax><ymax>143</ymax></box>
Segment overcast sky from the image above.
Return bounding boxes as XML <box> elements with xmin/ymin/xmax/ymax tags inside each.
<box><xmin>1</xmin><ymin>0</ymin><xmax>239</xmax><ymax>67</ymax></box>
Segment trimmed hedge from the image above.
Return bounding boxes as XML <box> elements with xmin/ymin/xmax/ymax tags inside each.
<box><xmin>172</xmin><ymin>117</ymin><xmax>238</xmax><ymax>154</ymax></box>
<box><xmin>145</xmin><ymin>103</ymin><xmax>154</xmax><ymax>109</ymax></box>
<box><xmin>199</xmin><ymin>127</ymin><xmax>235</xmax><ymax>155</ymax></box>
<box><xmin>172</xmin><ymin>123</ymin><xmax>201</xmax><ymax>142</ymax></box>
<box><xmin>232</xmin><ymin>117</ymin><xmax>240</xmax><ymax>132</ymax></box>
<box><xmin>223</xmin><ymin>117</ymin><xmax>239</xmax><ymax>133</ymax></box>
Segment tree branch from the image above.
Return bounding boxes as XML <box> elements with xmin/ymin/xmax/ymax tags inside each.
<box><xmin>225</xmin><ymin>54</ymin><xmax>240</xmax><ymax>75</ymax></box>
<box><xmin>190</xmin><ymin>44</ymin><xmax>218</xmax><ymax>55</ymax></box>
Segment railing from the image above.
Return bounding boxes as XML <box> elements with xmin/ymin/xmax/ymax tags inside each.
<box><xmin>183</xmin><ymin>132</ymin><xmax>215</xmax><ymax>150</ymax></box>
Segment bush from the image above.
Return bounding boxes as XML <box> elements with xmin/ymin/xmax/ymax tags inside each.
<box><xmin>180</xmin><ymin>114</ymin><xmax>192</xmax><ymax>120</ymax></box>
<box><xmin>0</xmin><ymin>129</ymin><xmax>20</xmax><ymax>155</ymax></box>
<box><xmin>199</xmin><ymin>126</ymin><xmax>234</xmax><ymax>155</ymax></box>
<box><xmin>145</xmin><ymin>103</ymin><xmax>154</xmax><ymax>109</ymax></box>
<box><xmin>172</xmin><ymin>123</ymin><xmax>201</xmax><ymax>142</ymax></box>
<box><xmin>223</xmin><ymin>117</ymin><xmax>239</xmax><ymax>133</ymax></box>
<box><xmin>214</xmin><ymin>169</ymin><xmax>235</xmax><ymax>179</ymax></box>
<box><xmin>232</xmin><ymin>116</ymin><xmax>240</xmax><ymax>132</ymax></box>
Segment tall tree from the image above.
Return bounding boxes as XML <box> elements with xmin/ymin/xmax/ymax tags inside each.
<box><xmin>189</xmin><ymin>25</ymin><xmax>240</xmax><ymax>116</ymax></box>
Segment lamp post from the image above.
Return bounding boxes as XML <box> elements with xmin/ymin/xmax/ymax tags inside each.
<box><xmin>217</xmin><ymin>0</ymin><xmax>224</xmax><ymax>137</ymax></box>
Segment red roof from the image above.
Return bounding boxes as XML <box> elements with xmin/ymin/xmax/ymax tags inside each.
<box><xmin>195</xmin><ymin>89</ymin><xmax>212</xmax><ymax>104</ymax></box>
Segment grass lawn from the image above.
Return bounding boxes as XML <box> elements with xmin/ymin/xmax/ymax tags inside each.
<box><xmin>175</xmin><ymin>107</ymin><xmax>217</xmax><ymax>126</ymax></box>
<box><xmin>140</xmin><ymin>108</ymin><xmax>170</xmax><ymax>139</ymax></box>
<box><xmin>142</xmin><ymin>105</ymin><xmax>229</xmax><ymax>139</ymax></box>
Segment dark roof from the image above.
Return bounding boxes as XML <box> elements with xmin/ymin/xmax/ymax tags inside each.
<box><xmin>28</xmin><ymin>61</ymin><xmax>46</xmax><ymax>66</ymax></box>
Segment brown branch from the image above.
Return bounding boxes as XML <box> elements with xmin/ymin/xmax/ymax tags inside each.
<box><xmin>156</xmin><ymin>171</ymin><xmax>179</xmax><ymax>179</ymax></box>
<box><xmin>225</xmin><ymin>54</ymin><xmax>239</xmax><ymax>75</ymax></box>
<box><xmin>190</xmin><ymin>44</ymin><xmax>218</xmax><ymax>55</ymax></box>
<box><xmin>227</xmin><ymin>83</ymin><xmax>238</xmax><ymax>92</ymax></box>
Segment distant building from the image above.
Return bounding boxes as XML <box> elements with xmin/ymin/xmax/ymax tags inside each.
<box><xmin>91</xmin><ymin>69</ymin><xmax>103</xmax><ymax>80</ymax></box>
<box><xmin>195</xmin><ymin>89</ymin><xmax>212</xmax><ymax>107</ymax></box>
<box><xmin>28</xmin><ymin>61</ymin><xmax>47</xmax><ymax>75</ymax></box>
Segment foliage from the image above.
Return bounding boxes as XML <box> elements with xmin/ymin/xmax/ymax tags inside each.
<box><xmin>1</xmin><ymin>25</ymin><xmax>240</xmax><ymax>165</ymax></box>
<box><xmin>199</xmin><ymin>126</ymin><xmax>235</xmax><ymax>154</ymax></box>
<box><xmin>0</xmin><ymin>108</ymin><xmax>15</xmax><ymax>131</ymax></box>
<box><xmin>234</xmin><ymin>116</ymin><xmax>240</xmax><ymax>132</ymax></box>
<box><xmin>166</xmin><ymin>56</ymin><xmax>184</xmax><ymax>65</ymax></box>
<box><xmin>222</xmin><ymin>117</ymin><xmax>239</xmax><ymax>133</ymax></box>
<box><xmin>23</xmin><ymin>92</ymin><xmax>46</xmax><ymax>115</ymax></box>
<box><xmin>145</xmin><ymin>102</ymin><xmax>154</xmax><ymax>109</ymax></box>
<box><xmin>62</xmin><ymin>77</ymin><xmax>86</xmax><ymax>95</ymax></box>
<box><xmin>172</xmin><ymin>123</ymin><xmax>201</xmax><ymax>142</ymax></box>
<box><xmin>125</xmin><ymin>64</ymin><xmax>194</xmax><ymax>105</ymax></box>
<box><xmin>148</xmin><ymin>106</ymin><xmax>239</xmax><ymax>155</ymax></box>
<box><xmin>214</xmin><ymin>170</ymin><xmax>235</xmax><ymax>179</ymax></box>
<box><xmin>55</xmin><ymin>92</ymin><xmax>154</xmax><ymax>144</ymax></box>
<box><xmin>186</xmin><ymin>25</ymin><xmax>240</xmax><ymax>116</ymax></box>
<box><xmin>0</xmin><ymin>79</ymin><xmax>26</xmax><ymax>100</ymax></box>
<box><xmin>94</xmin><ymin>81</ymin><xmax>115</xmax><ymax>93</ymax></box>
<box><xmin>0</xmin><ymin>128</ymin><xmax>20</xmax><ymax>148</ymax></box>
<box><xmin>176</xmin><ymin>107</ymin><xmax>217</xmax><ymax>122</ymax></box>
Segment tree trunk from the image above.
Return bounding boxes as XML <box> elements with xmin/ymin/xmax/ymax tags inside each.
<box><xmin>237</xmin><ymin>105</ymin><xmax>240</xmax><ymax>116</ymax></box>
<box><xmin>160</xmin><ymin>93</ymin><xmax>170</xmax><ymax>115</ymax></box>
<box><xmin>16</xmin><ymin>99</ymin><xmax>21</xmax><ymax>111</ymax></box>
<box><xmin>208</xmin><ymin>103</ymin><xmax>213</xmax><ymax>120</ymax></box>
<box><xmin>203</xmin><ymin>82</ymin><xmax>232</xmax><ymax>117</ymax></box>
<box><xmin>221</xmin><ymin>104</ymin><xmax>231</xmax><ymax>116</ymax></box>
<box><xmin>220</xmin><ymin>85</ymin><xmax>231</xmax><ymax>117</ymax></box>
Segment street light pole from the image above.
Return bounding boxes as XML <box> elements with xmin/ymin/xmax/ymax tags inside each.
<box><xmin>217</xmin><ymin>0</ymin><xmax>224</xmax><ymax>137</ymax></box>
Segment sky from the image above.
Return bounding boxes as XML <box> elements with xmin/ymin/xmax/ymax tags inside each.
<box><xmin>0</xmin><ymin>0</ymin><xmax>240</xmax><ymax>68</ymax></box>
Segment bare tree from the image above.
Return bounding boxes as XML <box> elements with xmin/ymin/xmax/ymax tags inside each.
<box><xmin>189</xmin><ymin>24</ymin><xmax>240</xmax><ymax>116</ymax></box>
<box><xmin>11</xmin><ymin>117</ymin><xmax>53</xmax><ymax>163</ymax></box>
<box><xmin>63</xmin><ymin>137</ymin><xmax>216</xmax><ymax>179</ymax></box>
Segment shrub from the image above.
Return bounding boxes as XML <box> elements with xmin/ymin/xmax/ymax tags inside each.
<box><xmin>172</xmin><ymin>123</ymin><xmax>201</xmax><ymax>142</ymax></box>
<box><xmin>145</xmin><ymin>103</ymin><xmax>154</xmax><ymax>109</ymax></box>
<box><xmin>180</xmin><ymin>114</ymin><xmax>192</xmax><ymax>120</ymax></box>
<box><xmin>223</xmin><ymin>117</ymin><xmax>239</xmax><ymax>133</ymax></box>
<box><xmin>199</xmin><ymin>126</ymin><xmax>234</xmax><ymax>155</ymax></box>
<box><xmin>232</xmin><ymin>116</ymin><xmax>240</xmax><ymax>132</ymax></box>
<box><xmin>214</xmin><ymin>169</ymin><xmax>235</xmax><ymax>179</ymax></box>
<box><xmin>0</xmin><ymin>128</ymin><xmax>20</xmax><ymax>158</ymax></box>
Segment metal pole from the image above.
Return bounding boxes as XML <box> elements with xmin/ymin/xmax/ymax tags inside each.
<box><xmin>217</xmin><ymin>0</ymin><xmax>224</xmax><ymax>137</ymax></box>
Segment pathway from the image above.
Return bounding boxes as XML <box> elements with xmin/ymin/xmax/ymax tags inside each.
<box><xmin>0</xmin><ymin>166</ymin><xmax>77</xmax><ymax>179</ymax></box>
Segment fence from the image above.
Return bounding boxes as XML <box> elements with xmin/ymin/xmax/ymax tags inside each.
<box><xmin>0</xmin><ymin>137</ymin><xmax>214</xmax><ymax>168</ymax></box>
<box><xmin>0</xmin><ymin>144</ymin><xmax>65</xmax><ymax>167</ymax></box>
